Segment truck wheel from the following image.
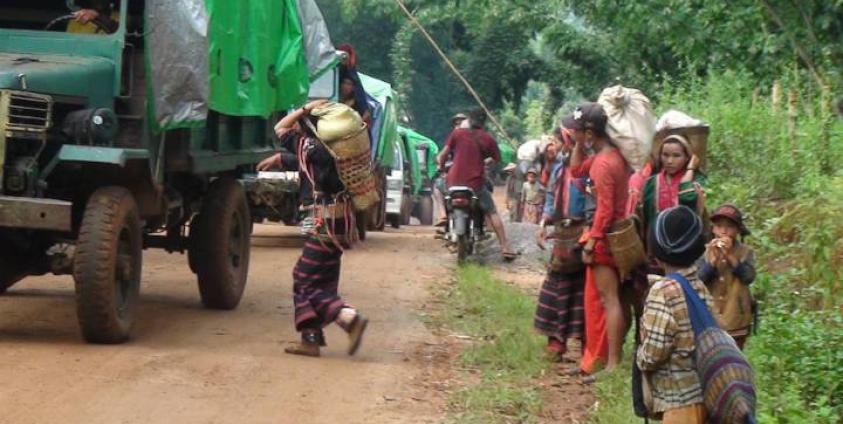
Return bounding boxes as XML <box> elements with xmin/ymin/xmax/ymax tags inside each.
<box><xmin>73</xmin><ymin>186</ymin><xmax>142</xmax><ymax>344</ymax></box>
<box><xmin>418</xmin><ymin>195</ymin><xmax>434</xmax><ymax>226</ymax></box>
<box><xmin>189</xmin><ymin>178</ymin><xmax>251</xmax><ymax>310</ymax></box>
<box><xmin>388</xmin><ymin>214</ymin><xmax>401</xmax><ymax>229</ymax></box>
<box><xmin>400</xmin><ymin>194</ymin><xmax>412</xmax><ymax>225</ymax></box>
<box><xmin>355</xmin><ymin>211</ymin><xmax>367</xmax><ymax>241</ymax></box>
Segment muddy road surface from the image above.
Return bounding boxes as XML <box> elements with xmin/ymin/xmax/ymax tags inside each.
<box><xmin>0</xmin><ymin>224</ymin><xmax>449</xmax><ymax>424</ymax></box>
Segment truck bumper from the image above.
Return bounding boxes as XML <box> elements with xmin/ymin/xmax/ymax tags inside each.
<box><xmin>0</xmin><ymin>196</ymin><xmax>72</xmax><ymax>232</ymax></box>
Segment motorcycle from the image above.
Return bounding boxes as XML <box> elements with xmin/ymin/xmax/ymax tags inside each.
<box><xmin>444</xmin><ymin>186</ymin><xmax>486</xmax><ymax>263</ymax></box>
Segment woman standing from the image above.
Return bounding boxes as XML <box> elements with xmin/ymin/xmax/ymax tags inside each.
<box><xmin>568</xmin><ymin>103</ymin><xmax>630</xmax><ymax>374</ymax></box>
<box><xmin>257</xmin><ymin>101</ymin><xmax>369</xmax><ymax>358</ymax></box>
<box><xmin>641</xmin><ymin>134</ymin><xmax>705</xmax><ymax>233</ymax></box>
<box><xmin>534</xmin><ymin>127</ymin><xmax>586</xmax><ymax>362</ymax></box>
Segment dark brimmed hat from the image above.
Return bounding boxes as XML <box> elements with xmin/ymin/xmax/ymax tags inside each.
<box><xmin>562</xmin><ymin>102</ymin><xmax>608</xmax><ymax>134</ymax></box>
<box><xmin>649</xmin><ymin>205</ymin><xmax>705</xmax><ymax>267</ymax></box>
<box><xmin>710</xmin><ymin>203</ymin><xmax>751</xmax><ymax>236</ymax></box>
<box><xmin>451</xmin><ymin>113</ymin><xmax>468</xmax><ymax>125</ymax></box>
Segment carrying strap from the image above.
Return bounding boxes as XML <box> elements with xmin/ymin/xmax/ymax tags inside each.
<box><xmin>666</xmin><ymin>272</ymin><xmax>718</xmax><ymax>336</ymax></box>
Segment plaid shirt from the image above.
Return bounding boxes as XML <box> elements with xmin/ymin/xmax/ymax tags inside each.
<box><xmin>637</xmin><ymin>266</ymin><xmax>714</xmax><ymax>412</ymax></box>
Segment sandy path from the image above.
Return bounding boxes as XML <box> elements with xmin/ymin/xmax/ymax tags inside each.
<box><xmin>0</xmin><ymin>224</ymin><xmax>449</xmax><ymax>424</ymax></box>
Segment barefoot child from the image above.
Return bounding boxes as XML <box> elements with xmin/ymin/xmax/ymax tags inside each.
<box><xmin>696</xmin><ymin>204</ymin><xmax>756</xmax><ymax>349</ymax></box>
<box><xmin>521</xmin><ymin>168</ymin><xmax>544</xmax><ymax>224</ymax></box>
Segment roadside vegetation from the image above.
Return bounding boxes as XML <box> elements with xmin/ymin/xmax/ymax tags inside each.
<box><xmin>439</xmin><ymin>265</ymin><xmax>548</xmax><ymax>423</ymax></box>
<box><xmin>590</xmin><ymin>72</ymin><xmax>843</xmax><ymax>424</ymax></box>
<box><xmin>320</xmin><ymin>1</ymin><xmax>842</xmax><ymax>422</ymax></box>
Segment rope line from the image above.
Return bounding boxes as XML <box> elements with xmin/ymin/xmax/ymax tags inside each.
<box><xmin>393</xmin><ymin>0</ymin><xmax>516</xmax><ymax>146</ymax></box>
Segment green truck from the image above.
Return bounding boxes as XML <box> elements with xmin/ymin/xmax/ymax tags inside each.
<box><xmin>0</xmin><ymin>0</ymin><xmax>340</xmax><ymax>343</ymax></box>
<box><xmin>397</xmin><ymin>125</ymin><xmax>438</xmax><ymax>226</ymax></box>
<box><xmin>359</xmin><ymin>74</ymin><xmax>437</xmax><ymax>228</ymax></box>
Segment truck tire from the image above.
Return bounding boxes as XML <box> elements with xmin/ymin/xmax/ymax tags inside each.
<box><xmin>418</xmin><ymin>195</ymin><xmax>434</xmax><ymax>226</ymax></box>
<box><xmin>73</xmin><ymin>186</ymin><xmax>142</xmax><ymax>344</ymax></box>
<box><xmin>388</xmin><ymin>214</ymin><xmax>401</xmax><ymax>229</ymax></box>
<box><xmin>400</xmin><ymin>194</ymin><xmax>412</xmax><ymax>225</ymax></box>
<box><xmin>189</xmin><ymin>178</ymin><xmax>251</xmax><ymax>310</ymax></box>
<box><xmin>355</xmin><ymin>211</ymin><xmax>367</xmax><ymax>241</ymax></box>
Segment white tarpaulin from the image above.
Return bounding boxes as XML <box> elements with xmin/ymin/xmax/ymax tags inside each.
<box><xmin>296</xmin><ymin>0</ymin><xmax>337</xmax><ymax>78</ymax></box>
<box><xmin>145</xmin><ymin>0</ymin><xmax>210</xmax><ymax>130</ymax></box>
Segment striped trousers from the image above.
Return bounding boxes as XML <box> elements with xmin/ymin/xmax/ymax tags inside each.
<box><xmin>292</xmin><ymin>237</ymin><xmax>349</xmax><ymax>331</ymax></box>
<box><xmin>534</xmin><ymin>270</ymin><xmax>585</xmax><ymax>344</ymax></box>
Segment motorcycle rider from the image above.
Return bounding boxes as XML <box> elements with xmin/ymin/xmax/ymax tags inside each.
<box><xmin>437</xmin><ymin>109</ymin><xmax>517</xmax><ymax>260</ymax></box>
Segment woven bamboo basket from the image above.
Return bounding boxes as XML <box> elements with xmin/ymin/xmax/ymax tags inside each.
<box><xmin>309</xmin><ymin>102</ymin><xmax>380</xmax><ymax>212</ymax></box>
<box><xmin>549</xmin><ymin>222</ymin><xmax>586</xmax><ymax>274</ymax></box>
<box><xmin>606</xmin><ymin>217</ymin><xmax>647</xmax><ymax>279</ymax></box>
<box><xmin>321</xmin><ymin>126</ymin><xmax>380</xmax><ymax>212</ymax></box>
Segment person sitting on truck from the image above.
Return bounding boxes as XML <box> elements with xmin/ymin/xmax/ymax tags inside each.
<box><xmin>68</xmin><ymin>0</ymin><xmax>119</xmax><ymax>34</ymax></box>
<box><xmin>337</xmin><ymin>44</ymin><xmax>372</xmax><ymax>126</ymax></box>
<box><xmin>257</xmin><ymin>100</ymin><xmax>369</xmax><ymax>358</ymax></box>
<box><xmin>437</xmin><ymin>109</ymin><xmax>517</xmax><ymax>261</ymax></box>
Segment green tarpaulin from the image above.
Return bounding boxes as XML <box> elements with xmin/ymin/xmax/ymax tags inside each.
<box><xmin>360</xmin><ymin>73</ymin><xmax>398</xmax><ymax>168</ymax></box>
<box><xmin>398</xmin><ymin>126</ymin><xmax>439</xmax><ymax>195</ymax></box>
<box><xmin>207</xmin><ymin>0</ymin><xmax>309</xmax><ymax>116</ymax></box>
<box><xmin>498</xmin><ymin>141</ymin><xmax>516</xmax><ymax>167</ymax></box>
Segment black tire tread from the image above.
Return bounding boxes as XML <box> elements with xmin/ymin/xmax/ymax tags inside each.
<box><xmin>73</xmin><ymin>186</ymin><xmax>142</xmax><ymax>344</ymax></box>
<box><xmin>189</xmin><ymin>178</ymin><xmax>251</xmax><ymax>310</ymax></box>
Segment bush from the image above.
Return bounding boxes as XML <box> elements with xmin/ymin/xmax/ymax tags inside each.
<box><xmin>590</xmin><ymin>72</ymin><xmax>843</xmax><ymax>423</ymax></box>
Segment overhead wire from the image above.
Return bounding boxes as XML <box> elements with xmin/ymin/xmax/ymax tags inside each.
<box><xmin>392</xmin><ymin>0</ymin><xmax>516</xmax><ymax>146</ymax></box>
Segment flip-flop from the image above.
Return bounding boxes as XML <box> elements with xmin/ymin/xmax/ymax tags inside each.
<box><xmin>502</xmin><ymin>251</ymin><xmax>519</xmax><ymax>261</ymax></box>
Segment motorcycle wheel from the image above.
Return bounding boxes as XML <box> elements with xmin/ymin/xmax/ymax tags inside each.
<box><xmin>457</xmin><ymin>235</ymin><xmax>471</xmax><ymax>264</ymax></box>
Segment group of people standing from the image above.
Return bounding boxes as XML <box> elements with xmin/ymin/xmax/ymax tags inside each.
<box><xmin>528</xmin><ymin>102</ymin><xmax>757</xmax><ymax>423</ymax></box>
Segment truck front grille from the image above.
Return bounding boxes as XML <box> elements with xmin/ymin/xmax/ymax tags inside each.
<box><xmin>2</xmin><ymin>90</ymin><xmax>52</xmax><ymax>134</ymax></box>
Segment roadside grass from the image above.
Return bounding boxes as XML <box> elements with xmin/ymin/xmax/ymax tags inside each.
<box><xmin>440</xmin><ymin>264</ymin><xmax>548</xmax><ymax>423</ymax></box>
<box><xmin>591</xmin><ymin>72</ymin><xmax>843</xmax><ymax>424</ymax></box>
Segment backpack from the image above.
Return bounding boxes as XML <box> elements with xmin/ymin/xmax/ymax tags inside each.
<box><xmin>668</xmin><ymin>273</ymin><xmax>758</xmax><ymax>424</ymax></box>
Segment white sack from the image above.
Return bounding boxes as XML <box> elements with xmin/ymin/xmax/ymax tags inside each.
<box><xmin>597</xmin><ymin>85</ymin><xmax>656</xmax><ymax>171</ymax></box>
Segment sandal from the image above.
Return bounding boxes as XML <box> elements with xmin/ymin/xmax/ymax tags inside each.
<box><xmin>502</xmin><ymin>251</ymin><xmax>520</xmax><ymax>262</ymax></box>
<box><xmin>346</xmin><ymin>314</ymin><xmax>369</xmax><ymax>356</ymax></box>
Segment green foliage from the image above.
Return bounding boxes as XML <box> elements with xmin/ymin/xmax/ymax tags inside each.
<box><xmin>590</xmin><ymin>72</ymin><xmax>843</xmax><ymax>424</ymax></box>
<box><xmin>442</xmin><ymin>265</ymin><xmax>549</xmax><ymax>423</ymax></box>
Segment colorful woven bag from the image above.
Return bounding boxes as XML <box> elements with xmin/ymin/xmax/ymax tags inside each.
<box><xmin>668</xmin><ymin>273</ymin><xmax>757</xmax><ymax>424</ymax></box>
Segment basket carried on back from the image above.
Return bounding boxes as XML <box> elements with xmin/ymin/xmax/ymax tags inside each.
<box><xmin>309</xmin><ymin>103</ymin><xmax>380</xmax><ymax>212</ymax></box>
<box><xmin>606</xmin><ymin>217</ymin><xmax>646</xmax><ymax>279</ymax></box>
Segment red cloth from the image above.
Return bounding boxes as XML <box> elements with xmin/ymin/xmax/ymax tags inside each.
<box><xmin>445</xmin><ymin>128</ymin><xmax>500</xmax><ymax>191</ymax></box>
<box><xmin>580</xmin><ymin>265</ymin><xmax>608</xmax><ymax>374</ymax></box>
<box><xmin>626</xmin><ymin>162</ymin><xmax>652</xmax><ymax>216</ymax></box>
<box><xmin>657</xmin><ymin>169</ymin><xmax>684</xmax><ymax>211</ymax></box>
<box><xmin>585</xmin><ymin>149</ymin><xmax>629</xmax><ymax>239</ymax></box>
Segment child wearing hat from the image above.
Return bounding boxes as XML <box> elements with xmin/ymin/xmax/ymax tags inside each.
<box><xmin>696</xmin><ymin>204</ymin><xmax>757</xmax><ymax>350</ymax></box>
<box><xmin>521</xmin><ymin>167</ymin><xmax>544</xmax><ymax>224</ymax></box>
<box><xmin>637</xmin><ymin>205</ymin><xmax>713</xmax><ymax>423</ymax></box>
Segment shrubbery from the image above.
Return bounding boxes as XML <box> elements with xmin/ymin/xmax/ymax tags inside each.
<box><xmin>592</xmin><ymin>71</ymin><xmax>843</xmax><ymax>423</ymax></box>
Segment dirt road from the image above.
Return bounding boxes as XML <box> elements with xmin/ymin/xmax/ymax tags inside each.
<box><xmin>0</xmin><ymin>224</ymin><xmax>449</xmax><ymax>424</ymax></box>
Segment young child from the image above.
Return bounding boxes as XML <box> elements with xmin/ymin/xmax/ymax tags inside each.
<box><xmin>696</xmin><ymin>204</ymin><xmax>756</xmax><ymax>350</ymax></box>
<box><xmin>521</xmin><ymin>168</ymin><xmax>544</xmax><ymax>224</ymax></box>
<box><xmin>638</xmin><ymin>205</ymin><xmax>712</xmax><ymax>423</ymax></box>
